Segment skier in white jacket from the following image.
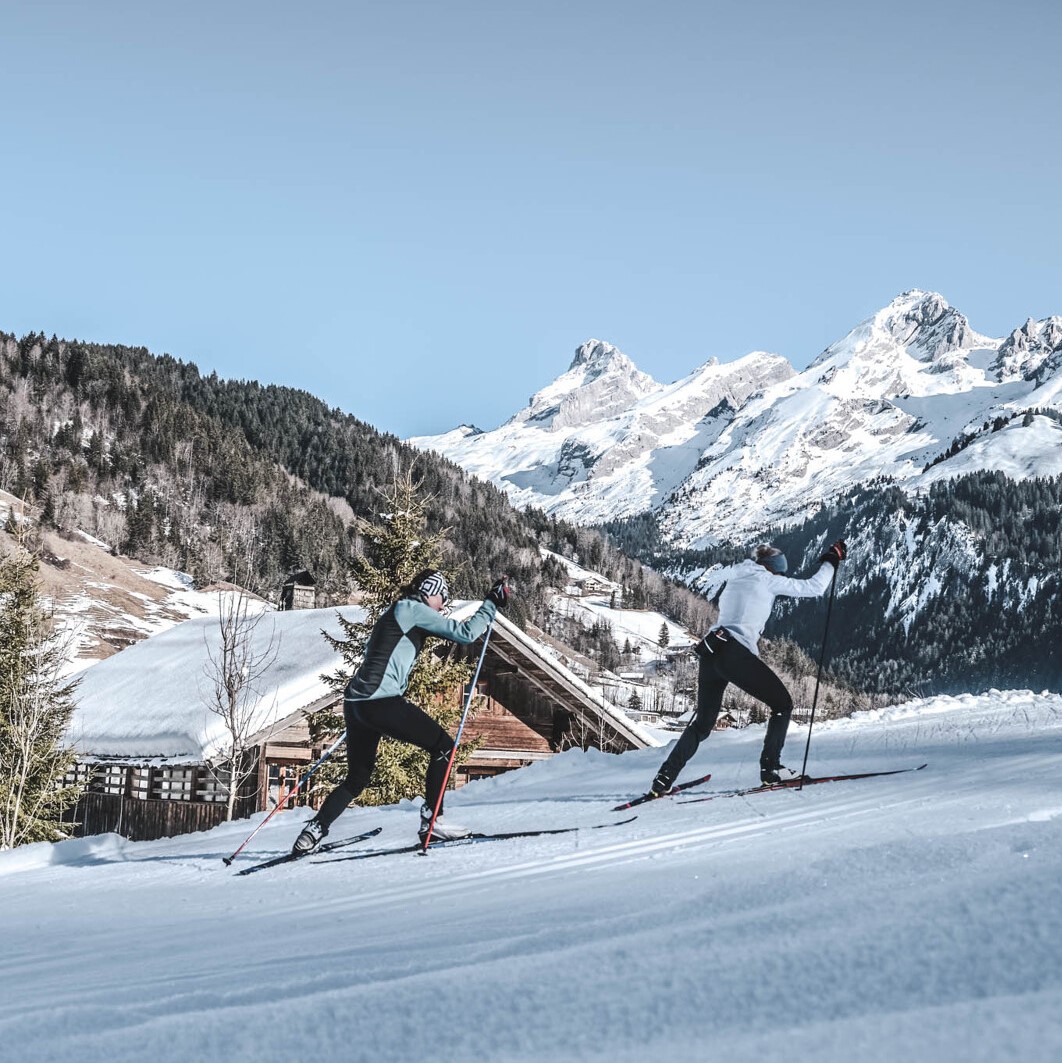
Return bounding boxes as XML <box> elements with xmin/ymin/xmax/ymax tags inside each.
<box><xmin>649</xmin><ymin>539</ymin><xmax>847</xmax><ymax>793</ymax></box>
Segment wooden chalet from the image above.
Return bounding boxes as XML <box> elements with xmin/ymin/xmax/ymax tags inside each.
<box><xmin>65</xmin><ymin>603</ymin><xmax>658</xmax><ymax>843</ymax></box>
<box><xmin>450</xmin><ymin>610</ymin><xmax>657</xmax><ymax>784</ymax></box>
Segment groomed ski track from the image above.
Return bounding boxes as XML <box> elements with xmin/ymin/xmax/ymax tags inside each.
<box><xmin>2</xmin><ymin>691</ymin><xmax>1061</xmax><ymax>1063</ymax></box>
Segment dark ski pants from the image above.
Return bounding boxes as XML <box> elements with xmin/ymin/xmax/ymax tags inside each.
<box><xmin>657</xmin><ymin>630</ymin><xmax>794</xmax><ymax>784</ymax></box>
<box><xmin>313</xmin><ymin>696</ymin><xmax>455</xmax><ymax>830</ymax></box>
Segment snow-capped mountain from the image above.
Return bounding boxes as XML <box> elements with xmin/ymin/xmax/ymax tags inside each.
<box><xmin>412</xmin><ymin>292</ymin><xmax>1062</xmax><ymax>547</ymax></box>
<box><xmin>410</xmin><ymin>339</ymin><xmax>794</xmax><ymax>530</ymax></box>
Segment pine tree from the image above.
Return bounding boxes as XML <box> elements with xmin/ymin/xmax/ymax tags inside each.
<box><xmin>0</xmin><ymin>532</ymin><xmax>82</xmax><ymax>848</ymax></box>
<box><xmin>313</xmin><ymin>470</ymin><xmax>476</xmax><ymax>806</ymax></box>
<box><xmin>658</xmin><ymin>622</ymin><xmax>671</xmax><ymax>649</ymax></box>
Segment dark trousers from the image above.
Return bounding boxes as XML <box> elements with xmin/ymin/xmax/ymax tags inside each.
<box><xmin>313</xmin><ymin>696</ymin><xmax>455</xmax><ymax>829</ymax></box>
<box><xmin>658</xmin><ymin>631</ymin><xmax>794</xmax><ymax>783</ymax></box>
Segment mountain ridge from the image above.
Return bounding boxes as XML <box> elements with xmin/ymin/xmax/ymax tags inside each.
<box><xmin>412</xmin><ymin>290</ymin><xmax>1062</xmax><ymax>546</ymax></box>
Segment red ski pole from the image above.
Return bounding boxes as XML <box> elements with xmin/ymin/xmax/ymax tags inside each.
<box><xmin>419</xmin><ymin>620</ymin><xmax>494</xmax><ymax>852</ymax></box>
<box><xmin>222</xmin><ymin>730</ymin><xmax>346</xmax><ymax>865</ymax></box>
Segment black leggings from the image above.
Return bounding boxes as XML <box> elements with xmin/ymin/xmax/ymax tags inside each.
<box><xmin>313</xmin><ymin>697</ymin><xmax>455</xmax><ymax>829</ymax></box>
<box><xmin>658</xmin><ymin>631</ymin><xmax>794</xmax><ymax>782</ymax></box>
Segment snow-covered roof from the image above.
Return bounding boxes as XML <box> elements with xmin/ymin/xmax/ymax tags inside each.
<box><xmin>67</xmin><ymin>606</ymin><xmax>364</xmax><ymax>762</ymax></box>
<box><xmin>447</xmin><ymin>601</ymin><xmax>660</xmax><ymax>749</ymax></box>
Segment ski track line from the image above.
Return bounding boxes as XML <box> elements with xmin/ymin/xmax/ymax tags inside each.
<box><xmin>304</xmin><ymin>793</ymin><xmax>915</xmax><ymax>916</ymax></box>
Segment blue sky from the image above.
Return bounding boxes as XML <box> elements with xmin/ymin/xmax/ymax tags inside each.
<box><xmin>2</xmin><ymin>0</ymin><xmax>1060</xmax><ymax>438</ymax></box>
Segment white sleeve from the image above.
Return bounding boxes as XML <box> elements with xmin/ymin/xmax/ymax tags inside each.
<box><xmin>769</xmin><ymin>562</ymin><xmax>835</xmax><ymax>600</ymax></box>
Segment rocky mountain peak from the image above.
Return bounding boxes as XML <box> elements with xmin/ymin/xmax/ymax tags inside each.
<box><xmin>881</xmin><ymin>290</ymin><xmax>980</xmax><ymax>361</ymax></box>
<box><xmin>569</xmin><ymin>339</ymin><xmax>629</xmax><ymax>375</ymax></box>
<box><xmin>995</xmin><ymin>316</ymin><xmax>1062</xmax><ymax>381</ymax></box>
<box><xmin>515</xmin><ymin>339</ymin><xmax>658</xmax><ymax>431</ymax></box>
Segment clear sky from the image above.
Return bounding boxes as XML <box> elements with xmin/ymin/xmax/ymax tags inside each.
<box><xmin>2</xmin><ymin>0</ymin><xmax>1060</xmax><ymax>438</ymax></box>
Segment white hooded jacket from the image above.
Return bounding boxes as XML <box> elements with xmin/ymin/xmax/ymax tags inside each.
<box><xmin>713</xmin><ymin>559</ymin><xmax>834</xmax><ymax>656</ymax></box>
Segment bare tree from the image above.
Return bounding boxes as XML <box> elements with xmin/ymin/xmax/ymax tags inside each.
<box><xmin>557</xmin><ymin>707</ymin><xmax>627</xmax><ymax>755</ymax></box>
<box><xmin>201</xmin><ymin>584</ymin><xmax>281</xmax><ymax>822</ymax></box>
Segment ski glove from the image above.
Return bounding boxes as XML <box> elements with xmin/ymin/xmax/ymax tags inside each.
<box><xmin>820</xmin><ymin>539</ymin><xmax>847</xmax><ymax>568</ymax></box>
<box><xmin>486</xmin><ymin>577</ymin><xmax>511</xmax><ymax>609</ymax></box>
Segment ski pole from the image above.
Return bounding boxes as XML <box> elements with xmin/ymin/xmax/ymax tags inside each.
<box><xmin>222</xmin><ymin>729</ymin><xmax>347</xmax><ymax>865</ymax></box>
<box><xmin>419</xmin><ymin>620</ymin><xmax>494</xmax><ymax>852</ymax></box>
<box><xmin>798</xmin><ymin>566</ymin><xmax>838</xmax><ymax>790</ymax></box>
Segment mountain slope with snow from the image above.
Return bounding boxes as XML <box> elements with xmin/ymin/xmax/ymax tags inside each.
<box><xmin>0</xmin><ymin>488</ymin><xmax>266</xmax><ymax>674</ymax></box>
<box><xmin>411</xmin><ymin>339</ymin><xmax>794</xmax><ymax>526</ymax></box>
<box><xmin>413</xmin><ymin>292</ymin><xmax>1062</xmax><ymax>546</ymax></box>
<box><xmin>3</xmin><ymin>690</ymin><xmax>1061</xmax><ymax>1063</ymax></box>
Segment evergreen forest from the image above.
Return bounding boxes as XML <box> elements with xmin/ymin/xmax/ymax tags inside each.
<box><xmin>606</xmin><ymin>475</ymin><xmax>1062</xmax><ymax>696</ymax></box>
<box><xmin>0</xmin><ymin>331</ymin><xmax>708</xmax><ymax>649</ymax></box>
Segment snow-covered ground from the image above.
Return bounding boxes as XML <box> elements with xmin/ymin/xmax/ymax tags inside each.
<box><xmin>3</xmin><ymin>690</ymin><xmax>1061</xmax><ymax>1062</ymax></box>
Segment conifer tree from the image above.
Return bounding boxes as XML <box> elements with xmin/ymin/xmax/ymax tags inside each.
<box><xmin>313</xmin><ymin>470</ymin><xmax>476</xmax><ymax>806</ymax></box>
<box><xmin>0</xmin><ymin>529</ymin><xmax>82</xmax><ymax>848</ymax></box>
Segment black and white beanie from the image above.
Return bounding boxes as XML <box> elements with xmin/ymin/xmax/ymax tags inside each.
<box><xmin>416</xmin><ymin>570</ymin><xmax>451</xmax><ymax>604</ymax></box>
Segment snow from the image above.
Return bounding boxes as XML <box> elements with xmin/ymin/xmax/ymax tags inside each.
<box><xmin>67</xmin><ymin>605</ymin><xmax>364</xmax><ymax>760</ymax></box>
<box><xmin>914</xmin><ymin>415</ymin><xmax>1062</xmax><ymax>486</ymax></box>
<box><xmin>137</xmin><ymin>566</ymin><xmax>196</xmax><ymax>591</ymax></box>
<box><xmin>410</xmin><ymin>291</ymin><xmax>1062</xmax><ymax>545</ymax></box>
<box><xmin>4</xmin><ymin>690</ymin><xmax>1061</xmax><ymax>1062</ymax></box>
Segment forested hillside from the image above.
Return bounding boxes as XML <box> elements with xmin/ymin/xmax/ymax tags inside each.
<box><xmin>607</xmin><ymin>475</ymin><xmax>1062</xmax><ymax>696</ymax></box>
<box><xmin>0</xmin><ymin>332</ymin><xmax>708</xmax><ymax>639</ymax></box>
<box><xmin>765</xmin><ymin>475</ymin><xmax>1062</xmax><ymax>695</ymax></box>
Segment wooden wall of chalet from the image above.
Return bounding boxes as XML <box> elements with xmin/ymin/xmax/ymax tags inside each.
<box><xmin>72</xmin><ymin>792</ymin><xmax>235</xmax><ymax>841</ymax></box>
<box><xmin>454</xmin><ymin>664</ymin><xmax>576</xmax><ymax>784</ymax></box>
<box><xmin>66</xmin><ymin>761</ymin><xmax>261</xmax><ymax>842</ymax></box>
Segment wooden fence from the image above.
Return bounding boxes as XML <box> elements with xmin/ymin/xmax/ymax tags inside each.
<box><xmin>69</xmin><ymin>791</ymin><xmax>259</xmax><ymax>842</ymax></box>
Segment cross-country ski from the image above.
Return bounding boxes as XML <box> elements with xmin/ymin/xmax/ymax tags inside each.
<box><xmin>675</xmin><ymin>764</ymin><xmax>929</xmax><ymax>805</ymax></box>
<box><xmin>314</xmin><ymin>816</ymin><xmax>637</xmax><ymax>864</ymax></box>
<box><xmin>235</xmin><ymin>826</ymin><xmax>383</xmax><ymax>876</ymax></box>
<box><xmin>611</xmin><ymin>772</ymin><xmax>713</xmax><ymax>811</ymax></box>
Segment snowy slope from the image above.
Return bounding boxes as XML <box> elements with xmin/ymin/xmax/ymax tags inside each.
<box><xmin>0</xmin><ymin>488</ymin><xmax>271</xmax><ymax>674</ymax></box>
<box><xmin>3</xmin><ymin>691</ymin><xmax>1061</xmax><ymax>1063</ymax></box>
<box><xmin>412</xmin><ymin>292</ymin><xmax>1062</xmax><ymax>545</ymax></box>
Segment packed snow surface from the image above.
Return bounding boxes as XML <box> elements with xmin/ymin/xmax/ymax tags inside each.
<box><xmin>3</xmin><ymin>690</ymin><xmax>1061</xmax><ymax>1062</ymax></box>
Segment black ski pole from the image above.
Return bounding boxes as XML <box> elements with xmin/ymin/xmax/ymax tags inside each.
<box><xmin>797</xmin><ymin>566</ymin><xmax>838</xmax><ymax>789</ymax></box>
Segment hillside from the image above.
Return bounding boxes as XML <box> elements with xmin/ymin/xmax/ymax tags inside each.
<box><xmin>2</xmin><ymin>690</ymin><xmax>1060</xmax><ymax>1062</ymax></box>
<box><xmin>0</xmin><ymin>488</ymin><xmax>263</xmax><ymax>671</ymax></box>
<box><xmin>0</xmin><ymin>330</ymin><xmax>712</xmax><ymax>640</ymax></box>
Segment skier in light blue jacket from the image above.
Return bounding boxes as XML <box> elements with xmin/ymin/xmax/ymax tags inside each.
<box><xmin>292</xmin><ymin>569</ymin><xmax>509</xmax><ymax>854</ymax></box>
<box><xmin>649</xmin><ymin>540</ymin><xmax>846</xmax><ymax>794</ymax></box>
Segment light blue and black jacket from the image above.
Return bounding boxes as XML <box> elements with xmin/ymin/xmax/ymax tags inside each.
<box><xmin>344</xmin><ymin>597</ymin><xmax>497</xmax><ymax>703</ymax></box>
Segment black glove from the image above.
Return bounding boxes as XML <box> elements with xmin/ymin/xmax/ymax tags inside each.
<box><xmin>820</xmin><ymin>539</ymin><xmax>847</xmax><ymax>568</ymax></box>
<box><xmin>486</xmin><ymin>577</ymin><xmax>510</xmax><ymax>609</ymax></box>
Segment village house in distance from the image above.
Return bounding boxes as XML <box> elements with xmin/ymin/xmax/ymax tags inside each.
<box><xmin>65</xmin><ymin>592</ymin><xmax>658</xmax><ymax>842</ymax></box>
